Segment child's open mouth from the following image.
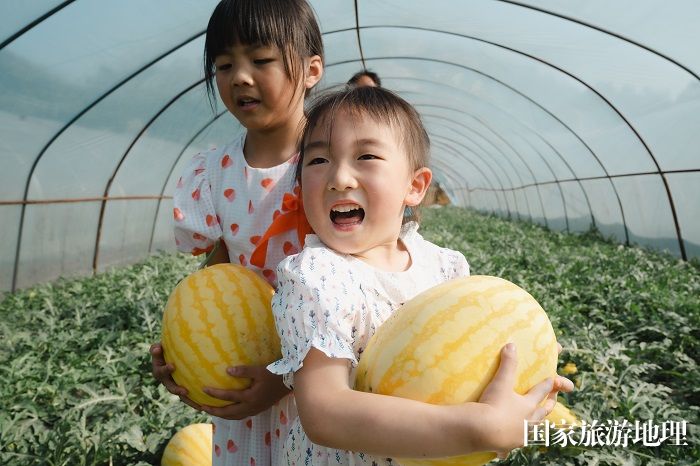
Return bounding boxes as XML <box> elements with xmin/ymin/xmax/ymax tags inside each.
<box><xmin>237</xmin><ymin>97</ymin><xmax>260</xmax><ymax>109</ymax></box>
<box><xmin>330</xmin><ymin>204</ymin><xmax>365</xmax><ymax>226</ymax></box>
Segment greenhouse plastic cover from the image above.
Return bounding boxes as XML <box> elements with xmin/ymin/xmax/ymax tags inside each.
<box><xmin>1</xmin><ymin>0</ymin><xmax>698</xmax><ymax>292</ymax></box>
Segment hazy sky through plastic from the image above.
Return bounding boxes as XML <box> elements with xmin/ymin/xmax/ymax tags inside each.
<box><xmin>5</xmin><ymin>0</ymin><xmax>696</xmax><ymax>97</ymax></box>
<box><xmin>5</xmin><ymin>0</ymin><xmax>214</xmax><ymax>84</ymax></box>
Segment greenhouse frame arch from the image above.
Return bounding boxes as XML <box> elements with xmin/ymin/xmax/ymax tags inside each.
<box><xmin>1</xmin><ymin>0</ymin><xmax>699</xmax><ymax>292</ymax></box>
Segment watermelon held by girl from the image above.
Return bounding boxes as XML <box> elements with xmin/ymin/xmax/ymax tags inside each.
<box><xmin>161</xmin><ymin>263</ymin><xmax>280</xmax><ymax>407</ymax></box>
<box><xmin>355</xmin><ymin>275</ymin><xmax>561</xmax><ymax>466</ymax></box>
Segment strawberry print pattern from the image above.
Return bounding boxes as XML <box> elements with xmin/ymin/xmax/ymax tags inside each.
<box><xmin>172</xmin><ymin>134</ymin><xmax>303</xmax><ymax>466</ymax></box>
<box><xmin>268</xmin><ymin>223</ymin><xmax>470</xmax><ymax>465</ymax></box>
<box><xmin>224</xmin><ymin>188</ymin><xmax>236</xmax><ymax>202</ymax></box>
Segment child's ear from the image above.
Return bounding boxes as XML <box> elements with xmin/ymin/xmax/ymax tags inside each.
<box><xmin>304</xmin><ymin>55</ymin><xmax>324</xmax><ymax>90</ymax></box>
<box><xmin>405</xmin><ymin>167</ymin><xmax>432</xmax><ymax>207</ymax></box>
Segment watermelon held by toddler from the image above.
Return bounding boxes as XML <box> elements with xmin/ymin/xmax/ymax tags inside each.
<box><xmin>355</xmin><ymin>275</ymin><xmax>563</xmax><ymax>466</ymax></box>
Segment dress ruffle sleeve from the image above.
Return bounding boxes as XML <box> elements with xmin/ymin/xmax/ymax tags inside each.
<box><xmin>173</xmin><ymin>150</ymin><xmax>221</xmax><ymax>256</ymax></box>
<box><xmin>444</xmin><ymin>249</ymin><xmax>470</xmax><ymax>280</ymax></box>
<box><xmin>267</xmin><ymin>244</ymin><xmax>361</xmax><ymax>388</ymax></box>
<box><xmin>407</xmin><ymin>220</ymin><xmax>469</xmax><ymax>281</ymax></box>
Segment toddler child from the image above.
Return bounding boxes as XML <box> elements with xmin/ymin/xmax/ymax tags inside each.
<box><xmin>268</xmin><ymin>86</ymin><xmax>573</xmax><ymax>464</ymax></box>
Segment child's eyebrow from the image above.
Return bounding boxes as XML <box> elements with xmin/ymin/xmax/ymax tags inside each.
<box><xmin>355</xmin><ymin>138</ymin><xmax>385</xmax><ymax>148</ymax></box>
<box><xmin>303</xmin><ymin>140</ymin><xmax>329</xmax><ymax>151</ymax></box>
<box><xmin>245</xmin><ymin>43</ymin><xmax>273</xmax><ymax>53</ymax></box>
<box><xmin>304</xmin><ymin>138</ymin><xmax>387</xmax><ymax>152</ymax></box>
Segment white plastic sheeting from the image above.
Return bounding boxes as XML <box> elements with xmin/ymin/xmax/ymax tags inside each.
<box><xmin>1</xmin><ymin>0</ymin><xmax>698</xmax><ymax>291</ymax></box>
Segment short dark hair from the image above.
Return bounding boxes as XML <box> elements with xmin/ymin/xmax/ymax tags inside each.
<box><xmin>298</xmin><ymin>86</ymin><xmax>430</xmax><ymax>222</ymax></box>
<box><xmin>347</xmin><ymin>70</ymin><xmax>382</xmax><ymax>87</ymax></box>
<box><xmin>203</xmin><ymin>0</ymin><xmax>324</xmax><ymax>108</ymax></box>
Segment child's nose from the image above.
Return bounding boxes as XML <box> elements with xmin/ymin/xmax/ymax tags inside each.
<box><xmin>327</xmin><ymin>166</ymin><xmax>357</xmax><ymax>191</ymax></box>
<box><xmin>231</xmin><ymin>66</ymin><xmax>253</xmax><ymax>86</ymax></box>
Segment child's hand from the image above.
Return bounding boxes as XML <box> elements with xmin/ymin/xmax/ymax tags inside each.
<box><xmin>554</xmin><ymin>341</ymin><xmax>575</xmax><ymax>394</ymax></box>
<box><xmin>476</xmin><ymin>343</ymin><xmax>560</xmax><ymax>455</ymax></box>
<box><xmin>200</xmin><ymin>365</ymin><xmax>291</xmax><ymax>420</ymax></box>
<box><xmin>150</xmin><ymin>342</ymin><xmax>201</xmax><ymax>411</ymax></box>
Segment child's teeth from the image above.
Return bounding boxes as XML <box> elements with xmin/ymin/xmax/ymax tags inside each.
<box><xmin>332</xmin><ymin>204</ymin><xmax>360</xmax><ymax>213</ymax></box>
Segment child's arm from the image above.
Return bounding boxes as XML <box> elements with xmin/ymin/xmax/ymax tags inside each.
<box><xmin>294</xmin><ymin>344</ymin><xmax>568</xmax><ymax>459</ymax></box>
<box><xmin>201</xmin><ymin>239</ymin><xmax>230</xmax><ymax>266</ymax></box>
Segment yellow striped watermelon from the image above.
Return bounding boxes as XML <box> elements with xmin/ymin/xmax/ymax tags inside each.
<box><xmin>161</xmin><ymin>423</ymin><xmax>212</xmax><ymax>466</ymax></box>
<box><xmin>355</xmin><ymin>275</ymin><xmax>559</xmax><ymax>466</ymax></box>
<box><xmin>548</xmin><ymin>400</ymin><xmax>579</xmax><ymax>427</ymax></box>
<box><xmin>162</xmin><ymin>263</ymin><xmax>280</xmax><ymax>407</ymax></box>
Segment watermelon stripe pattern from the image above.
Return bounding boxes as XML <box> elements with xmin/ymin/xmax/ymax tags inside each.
<box><xmin>161</xmin><ymin>423</ymin><xmax>212</xmax><ymax>466</ymax></box>
<box><xmin>355</xmin><ymin>275</ymin><xmax>558</xmax><ymax>466</ymax></box>
<box><xmin>162</xmin><ymin>264</ymin><xmax>279</xmax><ymax>407</ymax></box>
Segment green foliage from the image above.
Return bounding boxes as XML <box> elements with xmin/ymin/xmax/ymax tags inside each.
<box><xmin>0</xmin><ymin>253</ymin><xmax>205</xmax><ymax>465</ymax></box>
<box><xmin>1</xmin><ymin>207</ymin><xmax>697</xmax><ymax>464</ymax></box>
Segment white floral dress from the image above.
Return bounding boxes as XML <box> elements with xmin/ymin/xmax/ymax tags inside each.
<box><xmin>268</xmin><ymin>222</ymin><xmax>470</xmax><ymax>465</ymax></box>
<box><xmin>173</xmin><ymin>133</ymin><xmax>303</xmax><ymax>466</ymax></box>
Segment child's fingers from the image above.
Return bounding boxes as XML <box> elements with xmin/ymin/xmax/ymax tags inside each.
<box><xmin>150</xmin><ymin>343</ymin><xmax>173</xmax><ymax>373</ymax></box>
<box><xmin>152</xmin><ymin>361</ymin><xmax>175</xmax><ymax>377</ymax></box>
<box><xmin>524</xmin><ymin>377</ymin><xmax>554</xmax><ymax>405</ymax></box>
<box><xmin>150</xmin><ymin>343</ymin><xmax>166</xmax><ymax>365</ymax></box>
<box><xmin>159</xmin><ymin>372</ymin><xmax>189</xmax><ymax>398</ymax></box>
<box><xmin>554</xmin><ymin>375</ymin><xmax>574</xmax><ymax>393</ymax></box>
<box><xmin>151</xmin><ymin>358</ymin><xmax>175</xmax><ymax>379</ymax></box>
<box><xmin>530</xmin><ymin>398</ymin><xmax>556</xmax><ymax>422</ymax></box>
<box><xmin>478</xmin><ymin>344</ymin><xmax>519</xmax><ymax>404</ymax></box>
<box><xmin>490</xmin><ymin>343</ymin><xmax>518</xmax><ymax>388</ymax></box>
<box><xmin>149</xmin><ymin>342</ymin><xmax>162</xmax><ymax>355</ymax></box>
<box><xmin>163</xmin><ymin>378</ymin><xmax>187</xmax><ymax>396</ymax></box>
<box><xmin>151</xmin><ymin>343</ymin><xmax>178</xmax><ymax>385</ymax></box>
<box><xmin>150</xmin><ymin>347</ymin><xmax>190</xmax><ymax>398</ymax></box>
<box><xmin>203</xmin><ymin>386</ymin><xmax>251</xmax><ymax>404</ymax></box>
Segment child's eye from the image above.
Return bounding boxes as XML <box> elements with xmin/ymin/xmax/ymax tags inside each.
<box><xmin>306</xmin><ymin>157</ymin><xmax>328</xmax><ymax>166</ymax></box>
<box><xmin>358</xmin><ymin>154</ymin><xmax>379</xmax><ymax>160</ymax></box>
<box><xmin>215</xmin><ymin>63</ymin><xmax>232</xmax><ymax>72</ymax></box>
<box><xmin>253</xmin><ymin>58</ymin><xmax>274</xmax><ymax>65</ymax></box>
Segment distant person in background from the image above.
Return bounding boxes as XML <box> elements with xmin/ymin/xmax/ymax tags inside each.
<box><xmin>347</xmin><ymin>69</ymin><xmax>381</xmax><ymax>87</ymax></box>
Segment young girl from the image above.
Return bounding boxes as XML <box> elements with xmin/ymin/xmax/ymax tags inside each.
<box><xmin>267</xmin><ymin>86</ymin><xmax>574</xmax><ymax>464</ymax></box>
<box><xmin>149</xmin><ymin>0</ymin><xmax>323</xmax><ymax>464</ymax></box>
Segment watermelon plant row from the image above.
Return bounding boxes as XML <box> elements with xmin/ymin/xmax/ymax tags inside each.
<box><xmin>1</xmin><ymin>206</ymin><xmax>697</xmax><ymax>465</ymax></box>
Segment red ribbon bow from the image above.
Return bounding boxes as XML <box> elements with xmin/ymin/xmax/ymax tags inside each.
<box><xmin>250</xmin><ymin>187</ymin><xmax>312</xmax><ymax>268</ymax></box>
